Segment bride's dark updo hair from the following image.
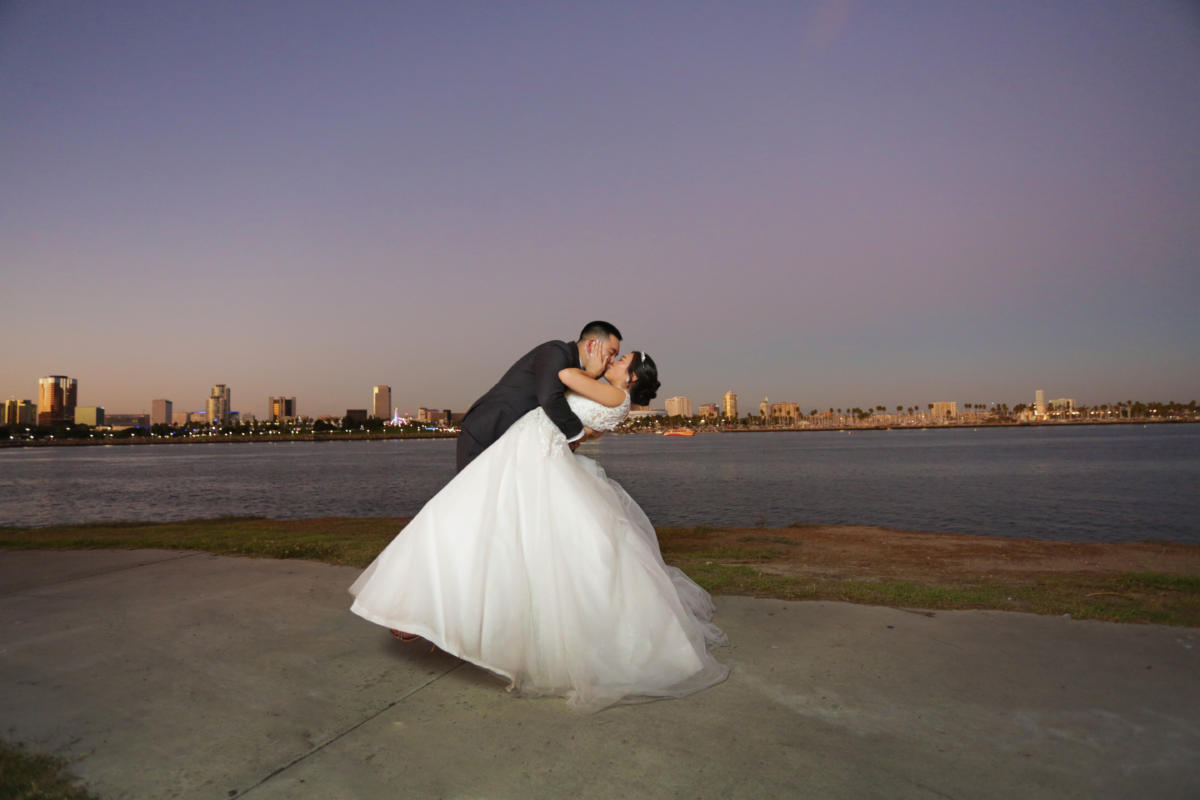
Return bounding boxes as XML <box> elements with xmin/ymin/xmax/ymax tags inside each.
<box><xmin>627</xmin><ymin>352</ymin><xmax>660</xmax><ymax>407</ymax></box>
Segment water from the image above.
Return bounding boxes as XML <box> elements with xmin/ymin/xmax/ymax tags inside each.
<box><xmin>1</xmin><ymin>425</ymin><xmax>1196</xmax><ymax>543</ymax></box>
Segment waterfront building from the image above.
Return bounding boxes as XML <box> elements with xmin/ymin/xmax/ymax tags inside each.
<box><xmin>171</xmin><ymin>411</ymin><xmax>192</xmax><ymax>426</ymax></box>
<box><xmin>931</xmin><ymin>401</ymin><xmax>958</xmax><ymax>420</ymax></box>
<box><xmin>4</xmin><ymin>398</ymin><xmax>37</xmax><ymax>426</ymax></box>
<box><xmin>269</xmin><ymin>396</ymin><xmax>297</xmax><ymax>423</ymax></box>
<box><xmin>415</xmin><ymin>407</ymin><xmax>440</xmax><ymax>423</ymax></box>
<box><xmin>345</xmin><ymin>409</ymin><xmax>368</xmax><ymax>425</ymax></box>
<box><xmin>698</xmin><ymin>403</ymin><xmax>719</xmax><ymax>419</ymax></box>
<box><xmin>1050</xmin><ymin>398</ymin><xmax>1076</xmax><ymax>417</ymax></box>
<box><xmin>722</xmin><ymin>391</ymin><xmax>738</xmax><ymax>421</ymax></box>
<box><xmin>415</xmin><ymin>407</ymin><xmax>452</xmax><ymax>425</ymax></box>
<box><xmin>372</xmin><ymin>386</ymin><xmax>391</xmax><ymax>419</ymax></box>
<box><xmin>151</xmin><ymin>399</ymin><xmax>173</xmax><ymax>426</ymax></box>
<box><xmin>207</xmin><ymin>384</ymin><xmax>231</xmax><ymax>426</ymax></box>
<box><xmin>106</xmin><ymin>413</ymin><xmax>150</xmax><ymax>428</ymax></box>
<box><xmin>769</xmin><ymin>402</ymin><xmax>801</xmax><ymax>424</ymax></box>
<box><xmin>74</xmin><ymin>407</ymin><xmax>106</xmax><ymax>426</ymax></box>
<box><xmin>665</xmin><ymin>396</ymin><xmax>692</xmax><ymax>418</ymax></box>
<box><xmin>37</xmin><ymin>375</ymin><xmax>77</xmax><ymax>425</ymax></box>
<box><xmin>628</xmin><ymin>408</ymin><xmax>667</xmax><ymax>419</ymax></box>
<box><xmin>1035</xmin><ymin>389</ymin><xmax>1046</xmax><ymax>418</ymax></box>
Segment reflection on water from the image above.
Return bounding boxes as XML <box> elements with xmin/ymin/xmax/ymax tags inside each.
<box><xmin>1</xmin><ymin>425</ymin><xmax>1196</xmax><ymax>543</ymax></box>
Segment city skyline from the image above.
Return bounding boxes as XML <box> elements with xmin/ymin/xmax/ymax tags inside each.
<box><xmin>2</xmin><ymin>2</ymin><xmax>1197</xmax><ymax>415</ymax></box>
<box><xmin>4</xmin><ymin>370</ymin><xmax>1191</xmax><ymax>424</ymax></box>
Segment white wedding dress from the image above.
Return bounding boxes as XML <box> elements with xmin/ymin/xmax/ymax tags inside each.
<box><xmin>349</xmin><ymin>391</ymin><xmax>729</xmax><ymax>711</ymax></box>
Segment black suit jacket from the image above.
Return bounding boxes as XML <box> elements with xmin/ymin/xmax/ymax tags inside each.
<box><xmin>456</xmin><ymin>339</ymin><xmax>584</xmax><ymax>471</ymax></box>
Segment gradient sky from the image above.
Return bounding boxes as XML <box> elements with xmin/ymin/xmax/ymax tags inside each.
<box><xmin>3</xmin><ymin>0</ymin><xmax>1198</xmax><ymax>418</ymax></box>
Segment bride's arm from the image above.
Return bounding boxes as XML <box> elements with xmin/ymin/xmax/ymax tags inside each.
<box><xmin>558</xmin><ymin>368</ymin><xmax>626</xmax><ymax>407</ymax></box>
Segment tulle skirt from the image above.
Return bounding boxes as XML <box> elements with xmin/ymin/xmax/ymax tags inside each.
<box><xmin>349</xmin><ymin>408</ymin><xmax>728</xmax><ymax>711</ymax></box>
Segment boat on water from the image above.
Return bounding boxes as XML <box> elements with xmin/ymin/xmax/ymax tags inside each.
<box><xmin>662</xmin><ymin>428</ymin><xmax>696</xmax><ymax>437</ymax></box>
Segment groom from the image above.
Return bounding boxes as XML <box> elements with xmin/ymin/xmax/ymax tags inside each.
<box><xmin>456</xmin><ymin>321</ymin><xmax>622</xmax><ymax>472</ymax></box>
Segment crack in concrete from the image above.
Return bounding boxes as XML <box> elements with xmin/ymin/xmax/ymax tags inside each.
<box><xmin>237</xmin><ymin>660</ymin><xmax>467</xmax><ymax>797</ymax></box>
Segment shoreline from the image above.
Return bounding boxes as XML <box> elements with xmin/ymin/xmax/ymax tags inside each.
<box><xmin>713</xmin><ymin>418</ymin><xmax>1197</xmax><ymax>432</ymax></box>
<box><xmin>1</xmin><ymin>417</ymin><xmax>1194</xmax><ymax>449</ymax></box>
<box><xmin>3</xmin><ymin>517</ymin><xmax>1197</xmax><ymax>626</ymax></box>
<box><xmin>0</xmin><ymin>431</ymin><xmax>458</xmax><ymax>448</ymax></box>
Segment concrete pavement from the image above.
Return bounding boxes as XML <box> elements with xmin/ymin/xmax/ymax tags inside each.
<box><xmin>1</xmin><ymin>549</ymin><xmax>1197</xmax><ymax>799</ymax></box>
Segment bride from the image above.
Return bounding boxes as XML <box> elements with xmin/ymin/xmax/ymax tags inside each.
<box><xmin>349</xmin><ymin>351</ymin><xmax>728</xmax><ymax>711</ymax></box>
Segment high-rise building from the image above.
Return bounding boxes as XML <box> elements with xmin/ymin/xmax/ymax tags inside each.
<box><xmin>151</xmin><ymin>399</ymin><xmax>173</xmax><ymax>426</ymax></box>
<box><xmin>665</xmin><ymin>396</ymin><xmax>692</xmax><ymax>417</ymax></box>
<box><xmin>269</xmin><ymin>396</ymin><xmax>297</xmax><ymax>423</ymax></box>
<box><xmin>207</xmin><ymin>384</ymin><xmax>231</xmax><ymax>426</ymax></box>
<box><xmin>372</xmin><ymin>386</ymin><xmax>391</xmax><ymax>419</ymax></box>
<box><xmin>698</xmin><ymin>403</ymin><xmax>719</xmax><ymax>419</ymax></box>
<box><xmin>171</xmin><ymin>411</ymin><xmax>192</xmax><ymax>426</ymax></box>
<box><xmin>37</xmin><ymin>375</ymin><xmax>77</xmax><ymax>425</ymax></box>
<box><xmin>4</xmin><ymin>398</ymin><xmax>37</xmax><ymax>426</ymax></box>
<box><xmin>1034</xmin><ymin>389</ymin><xmax>1046</xmax><ymax>418</ymax></box>
<box><xmin>722</xmin><ymin>390</ymin><xmax>739</xmax><ymax>421</ymax></box>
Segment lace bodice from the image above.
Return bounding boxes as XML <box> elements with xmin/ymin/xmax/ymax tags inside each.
<box><xmin>567</xmin><ymin>390</ymin><xmax>631</xmax><ymax>432</ymax></box>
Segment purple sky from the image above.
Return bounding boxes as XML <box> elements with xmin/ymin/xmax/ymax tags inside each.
<box><xmin>3</xmin><ymin>0</ymin><xmax>1197</xmax><ymax>417</ymax></box>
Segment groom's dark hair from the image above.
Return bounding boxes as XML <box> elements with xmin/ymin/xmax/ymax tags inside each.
<box><xmin>578</xmin><ymin>321</ymin><xmax>622</xmax><ymax>342</ymax></box>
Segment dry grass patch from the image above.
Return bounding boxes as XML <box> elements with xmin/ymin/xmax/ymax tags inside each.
<box><xmin>4</xmin><ymin>519</ymin><xmax>1198</xmax><ymax>625</ymax></box>
<box><xmin>657</xmin><ymin>524</ymin><xmax>1200</xmax><ymax>626</ymax></box>
<box><xmin>0</xmin><ymin>516</ymin><xmax>409</xmax><ymax>568</ymax></box>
